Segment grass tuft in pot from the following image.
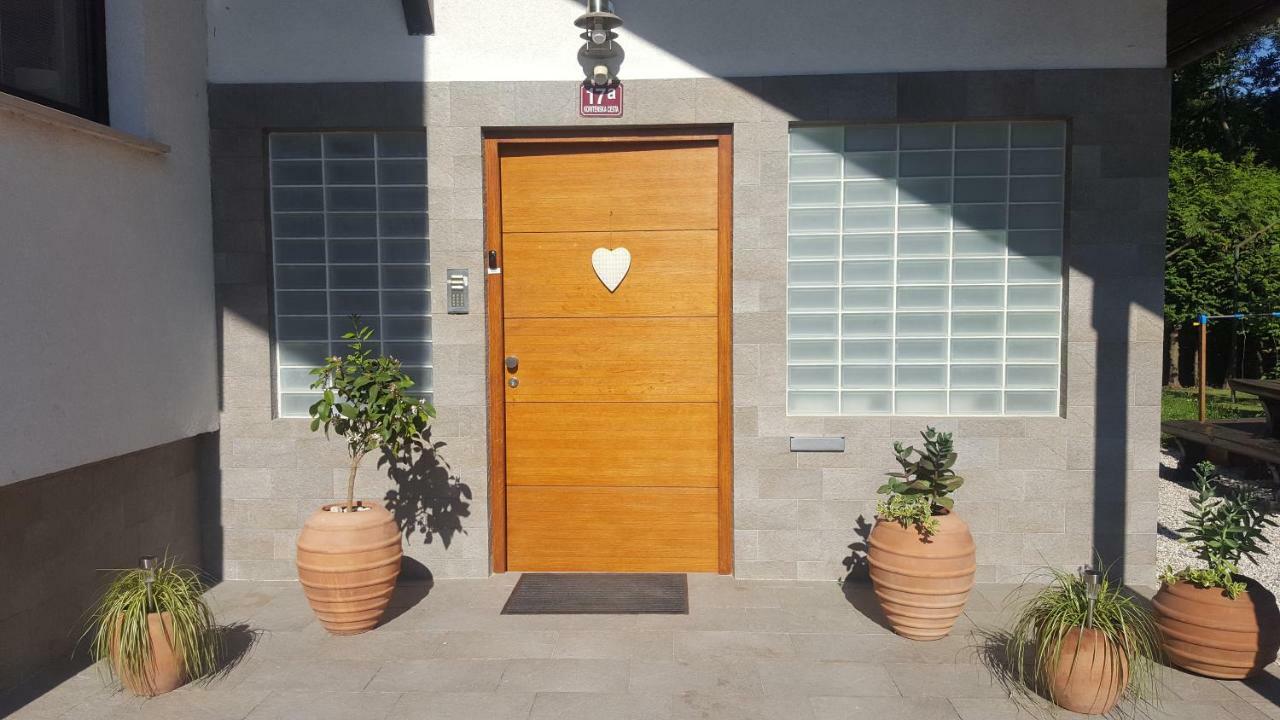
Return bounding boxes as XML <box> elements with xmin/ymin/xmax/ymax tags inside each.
<box><xmin>83</xmin><ymin>556</ymin><xmax>221</xmax><ymax>696</ymax></box>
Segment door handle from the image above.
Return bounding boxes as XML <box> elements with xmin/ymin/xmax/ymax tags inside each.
<box><xmin>505</xmin><ymin>355</ymin><xmax>519</xmax><ymax>372</ymax></box>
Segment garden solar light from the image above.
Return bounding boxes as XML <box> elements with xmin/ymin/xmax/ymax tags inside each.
<box><xmin>575</xmin><ymin>0</ymin><xmax>622</xmax><ymax>59</ymax></box>
<box><xmin>1082</xmin><ymin>566</ymin><xmax>1102</xmax><ymax>628</ymax></box>
<box><xmin>139</xmin><ymin>555</ymin><xmax>158</xmax><ymax>585</ymax></box>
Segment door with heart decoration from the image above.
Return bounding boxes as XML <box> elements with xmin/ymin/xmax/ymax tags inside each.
<box><xmin>487</xmin><ymin>133</ymin><xmax>732</xmax><ymax>573</ymax></box>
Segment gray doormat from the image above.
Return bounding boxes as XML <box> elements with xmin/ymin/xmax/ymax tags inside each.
<box><xmin>501</xmin><ymin>573</ymin><xmax>689</xmax><ymax>614</ymax></box>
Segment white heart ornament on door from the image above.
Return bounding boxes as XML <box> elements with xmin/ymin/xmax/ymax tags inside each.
<box><xmin>591</xmin><ymin>247</ymin><xmax>631</xmax><ymax>292</ymax></box>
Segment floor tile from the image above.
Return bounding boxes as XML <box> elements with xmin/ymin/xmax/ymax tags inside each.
<box><xmin>884</xmin><ymin>663</ymin><xmax>1008</xmax><ymax>698</ymax></box>
<box><xmin>811</xmin><ymin>695</ymin><xmax>960</xmax><ymax>720</ymax></box>
<box><xmin>497</xmin><ymin>658</ymin><xmax>629</xmax><ymax>693</ymax></box>
<box><xmin>528</xmin><ymin>691</ymin><xmax>672</xmax><ymax>720</ymax></box>
<box><xmin>671</xmin><ymin>690</ymin><xmax>815</xmax><ymax>720</ymax></box>
<box><xmin>553</xmin><ymin>630</ymin><xmax>675</xmax><ymax>661</ymax></box>
<box><xmin>245</xmin><ymin>690</ymin><xmax>401</xmax><ymax>719</ymax></box>
<box><xmin>629</xmin><ymin>659</ymin><xmax>764</xmax><ymax>695</ymax></box>
<box><xmin>674</xmin><ymin>631</ymin><xmax>793</xmax><ymax>660</ymax></box>
<box><xmin>365</xmin><ymin>659</ymin><xmax>508</xmax><ymax>693</ymax></box>
<box><xmin>386</xmin><ymin>691</ymin><xmax>536</xmax><ymax>719</ymax></box>
<box><xmin>421</xmin><ymin>630</ymin><xmax>558</xmax><ymax>659</ymax></box>
<box><xmin>754</xmin><ymin>659</ymin><xmax>899</xmax><ymax>697</ymax></box>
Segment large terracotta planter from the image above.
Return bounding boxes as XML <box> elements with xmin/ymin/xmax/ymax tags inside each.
<box><xmin>866</xmin><ymin>512</ymin><xmax>976</xmax><ymax>640</ymax></box>
<box><xmin>112</xmin><ymin>611</ymin><xmax>185</xmax><ymax>696</ymax></box>
<box><xmin>296</xmin><ymin>501</ymin><xmax>402</xmax><ymax>635</ymax></box>
<box><xmin>1049</xmin><ymin>627</ymin><xmax>1129</xmax><ymax>715</ymax></box>
<box><xmin>1153</xmin><ymin>577</ymin><xmax>1280</xmax><ymax>679</ymax></box>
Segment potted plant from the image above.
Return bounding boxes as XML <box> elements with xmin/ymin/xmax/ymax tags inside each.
<box><xmin>1153</xmin><ymin>460</ymin><xmax>1279</xmax><ymax>679</ymax></box>
<box><xmin>866</xmin><ymin>426</ymin><xmax>976</xmax><ymax>640</ymax></box>
<box><xmin>1003</xmin><ymin>566</ymin><xmax>1162</xmax><ymax>715</ymax></box>
<box><xmin>298</xmin><ymin>320</ymin><xmax>435</xmax><ymax>635</ymax></box>
<box><xmin>83</xmin><ymin>556</ymin><xmax>220</xmax><ymax>696</ymax></box>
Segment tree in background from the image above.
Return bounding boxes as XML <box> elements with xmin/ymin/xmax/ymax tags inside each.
<box><xmin>1173</xmin><ymin>26</ymin><xmax>1280</xmax><ymax>165</ymax></box>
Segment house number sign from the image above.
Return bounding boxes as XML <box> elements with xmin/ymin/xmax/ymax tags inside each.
<box><xmin>580</xmin><ymin>82</ymin><xmax>623</xmax><ymax>118</ymax></box>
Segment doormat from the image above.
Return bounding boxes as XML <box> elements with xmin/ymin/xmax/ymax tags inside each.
<box><xmin>501</xmin><ymin>573</ymin><xmax>689</xmax><ymax>615</ymax></box>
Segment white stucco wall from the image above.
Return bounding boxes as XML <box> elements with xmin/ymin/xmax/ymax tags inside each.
<box><xmin>207</xmin><ymin>0</ymin><xmax>1165</xmax><ymax>84</ymax></box>
<box><xmin>0</xmin><ymin>0</ymin><xmax>218</xmax><ymax>485</ymax></box>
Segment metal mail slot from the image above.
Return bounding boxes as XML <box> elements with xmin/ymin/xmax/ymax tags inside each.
<box><xmin>789</xmin><ymin>436</ymin><xmax>846</xmax><ymax>453</ymax></box>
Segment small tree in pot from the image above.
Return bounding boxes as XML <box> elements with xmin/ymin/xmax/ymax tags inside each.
<box><xmin>866</xmin><ymin>427</ymin><xmax>976</xmax><ymax>640</ymax></box>
<box><xmin>297</xmin><ymin>320</ymin><xmax>435</xmax><ymax>635</ymax></box>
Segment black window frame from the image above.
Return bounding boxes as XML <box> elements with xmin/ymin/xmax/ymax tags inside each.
<box><xmin>0</xmin><ymin>0</ymin><xmax>109</xmax><ymax>124</ymax></box>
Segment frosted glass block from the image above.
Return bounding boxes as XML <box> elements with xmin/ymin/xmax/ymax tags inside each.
<box><xmin>842</xmin><ymin>391</ymin><xmax>892</xmax><ymax>414</ymax></box>
<box><xmin>953</xmin><ymin>230</ymin><xmax>1007</xmax><ymax>256</ymax></box>
<box><xmin>844</xmin><ymin>125</ymin><xmax>898</xmax><ymax>151</ymax></box>
<box><xmin>385</xmin><ymin>342</ymin><xmax>432</xmax><ymax>365</ymax></box>
<box><xmin>1011</xmin><ymin>149</ymin><xmax>1064</xmax><ymax>175</ymax></box>
<box><xmin>899</xmin><ymin>151</ymin><xmax>951</xmax><ymax>177</ymax></box>
<box><xmin>1012</xmin><ymin>122</ymin><xmax>1066</xmax><ymax>148</ymax></box>
<box><xmin>950</xmin><ymin>390</ymin><xmax>1001</xmax><ymax>414</ymax></box>
<box><xmin>897</xmin><ymin>391</ymin><xmax>946</xmax><ymax>414</ymax></box>
<box><xmin>1010</xmin><ymin>203</ymin><xmax>1063</xmax><ymax>230</ymax></box>
<box><xmin>279</xmin><ymin>367</ymin><xmax>316</xmax><ymax>392</ymax></box>
<box><xmin>900</xmin><ymin>125</ymin><xmax>952</xmax><ymax>150</ymax></box>
<box><xmin>280</xmin><ymin>393</ymin><xmax>322</xmax><ymax>418</ymax></box>
<box><xmin>898</xmin><ymin>233</ymin><xmax>949</xmax><ymax>257</ymax></box>
<box><xmin>1006</xmin><ymin>364</ymin><xmax>1059</xmax><ymax>389</ymax></box>
<box><xmin>1008</xmin><ymin>285</ymin><xmax>1061</xmax><ymax>309</ymax></box>
<box><xmin>380</xmin><ymin>187</ymin><xmax>429</xmax><ymax>211</ymax></box>
<box><xmin>382</xmin><ymin>290</ymin><xmax>431</xmax><ymax>315</ymax></box>
<box><xmin>271</xmin><ymin>133</ymin><xmax>322</xmax><ymax>159</ymax></box>
<box><xmin>899</xmin><ymin>178</ymin><xmax>951</xmax><ymax>205</ymax></box>
<box><xmin>842</xmin><ymin>286</ymin><xmax>893</xmax><ymax>311</ymax></box>
<box><xmin>274</xmin><ymin>213</ymin><xmax>325</xmax><ymax>238</ymax></box>
<box><xmin>1006</xmin><ymin>312</ymin><xmax>1060</xmax><ymax>336</ymax></box>
<box><xmin>844</xmin><ymin>152</ymin><xmax>897</xmax><ymax>179</ymax></box>
<box><xmin>789</xmin><ymin>390</ymin><xmax>839</xmax><ymax>414</ymax></box>
<box><xmin>789</xmin><ymin>288</ymin><xmax>839</xmax><ymax>312</ymax></box>
<box><xmin>790</xmin><ymin>182</ymin><xmax>842</xmax><ymax>207</ymax></box>
<box><xmin>325</xmin><ymin>133</ymin><xmax>375</xmax><ymax>158</ymax></box>
<box><xmin>898</xmin><ymin>260</ymin><xmax>949</xmax><ymax>284</ymax></box>
<box><xmin>1006</xmin><ymin>338</ymin><xmax>1059</xmax><ymax>361</ymax></box>
<box><xmin>1010</xmin><ymin>177</ymin><xmax>1063</xmax><ymax>202</ymax></box>
<box><xmin>272</xmin><ymin>160</ymin><xmax>323</xmax><ymax>185</ymax></box>
<box><xmin>896</xmin><ymin>312</ymin><xmax>947</xmax><ymax>337</ymax></box>
<box><xmin>955</xmin><ymin>123</ymin><xmax>1008</xmax><ymax>149</ymax></box>
<box><xmin>842</xmin><ymin>313</ymin><xmax>893</xmax><ymax>337</ymax></box>
<box><xmin>790</xmin><ymin>208</ymin><xmax>840</xmax><ymax>233</ymax></box>
<box><xmin>400</xmin><ymin>366</ymin><xmax>433</xmax><ymax>391</ymax></box>
<box><xmin>789</xmin><ymin>365</ymin><xmax>838</xmax><ymax>389</ymax></box>
<box><xmin>328</xmin><ymin>239</ymin><xmax>378</xmax><ymax>263</ymax></box>
<box><xmin>328</xmin><ymin>291</ymin><xmax>379</xmax><ymax>315</ymax></box>
<box><xmin>332</xmin><ymin>337</ymin><xmax>380</xmax><ymax>358</ymax></box>
<box><xmin>899</xmin><ymin>206</ymin><xmax>951</xmax><ymax>231</ymax></box>
<box><xmin>791</xmin><ymin>126</ymin><xmax>845</xmax><ymax>153</ymax></box>
<box><xmin>791</xmin><ymin>154</ymin><xmax>843</xmax><ymax>180</ymax></box>
<box><xmin>842</xmin><ymin>234</ymin><xmax>894</xmax><ymax>257</ymax></box>
<box><xmin>954</xmin><ymin>150</ymin><xmax>1007</xmax><ymax>176</ymax></box>
<box><xmin>953</xmin><ymin>204</ymin><xmax>1006</xmax><ymax>231</ymax></box>
<box><xmin>327</xmin><ymin>187</ymin><xmax>377</xmax><ymax>212</ymax></box>
<box><xmin>896</xmin><ymin>339</ymin><xmax>947</xmax><ymax>362</ymax></box>
<box><xmin>325</xmin><ymin>160</ymin><xmax>376</xmax><ymax>185</ymax></box>
<box><xmin>276</xmin><ymin>265</ymin><xmax>327</xmax><ymax>289</ymax></box>
<box><xmin>1005</xmin><ymin>391</ymin><xmax>1058</xmax><ymax>414</ymax></box>
<box><xmin>329</xmin><ymin>265</ymin><xmax>379</xmax><ymax>289</ymax></box>
<box><xmin>950</xmin><ymin>364</ymin><xmax>1002</xmax><ymax>388</ymax></box>
<box><xmin>951</xmin><ymin>338</ymin><xmax>1003</xmax><ymax>362</ymax></box>
<box><xmin>1008</xmin><ymin>230</ymin><xmax>1062</xmax><ymax>258</ymax></box>
<box><xmin>379</xmin><ymin>159</ymin><xmax>428</xmax><ymax>185</ymax></box>
<box><xmin>897</xmin><ymin>365</ymin><xmax>946</xmax><ymax>388</ymax></box>
<box><xmin>276</xmin><ymin>316</ymin><xmax>329</xmax><ymax>340</ymax></box>
<box><xmin>327</xmin><ymin>213</ymin><xmax>377</xmax><ymax>238</ymax></box>
<box><xmin>381</xmin><ymin>239</ymin><xmax>430</xmax><ymax>263</ymax></box>
<box><xmin>383</xmin><ymin>265</ymin><xmax>431</xmax><ymax>289</ymax></box>
<box><xmin>952</xmin><ymin>259</ymin><xmax>1005</xmax><ymax>283</ymax></box>
<box><xmin>273</xmin><ymin>187</ymin><xmax>324</xmax><ymax>211</ymax></box>
<box><xmin>844</xmin><ymin>180</ymin><xmax>896</xmax><ymax>205</ymax></box>
<box><xmin>1008</xmin><ymin>256</ymin><xmax>1062</xmax><ymax>282</ymax></box>
<box><xmin>842</xmin><ymin>365</ymin><xmax>892</xmax><ymax>388</ymax></box>
<box><xmin>789</xmin><ymin>261</ymin><xmax>838</xmax><ymax>286</ymax></box>
<box><xmin>383</xmin><ymin>316</ymin><xmax>432</xmax><ymax>340</ymax></box>
<box><xmin>842</xmin><ymin>260</ymin><xmax>893</xmax><ymax>285</ymax></box>
<box><xmin>275</xmin><ymin>290</ymin><xmax>327</xmax><ymax>315</ymax></box>
<box><xmin>381</xmin><ymin>213</ymin><xmax>429</xmax><ymax>238</ymax></box>
<box><xmin>790</xmin><ymin>339</ymin><xmax>839</xmax><ymax>363</ymax></box>
<box><xmin>843</xmin><ymin>207</ymin><xmax>895</xmax><ymax>232</ymax></box>
<box><xmin>843</xmin><ymin>339</ymin><xmax>893</xmax><ymax>363</ymax></box>
<box><xmin>952</xmin><ymin>285</ymin><xmax>1003</xmax><ymax>309</ymax></box>
<box><xmin>951</xmin><ymin>312</ymin><xmax>1003</xmax><ymax>336</ymax></box>
<box><xmin>789</xmin><ymin>235</ymin><xmax>839</xmax><ymax>259</ymax></box>
<box><xmin>954</xmin><ymin>178</ymin><xmax>1007</xmax><ymax>203</ymax></box>
<box><xmin>898</xmin><ymin>286</ymin><xmax>948</xmax><ymax>310</ymax></box>
<box><xmin>789</xmin><ymin>314</ymin><xmax>839</xmax><ymax>338</ymax></box>
<box><xmin>275</xmin><ymin>238</ymin><xmax>325</xmax><ymax>263</ymax></box>
<box><xmin>278</xmin><ymin>341</ymin><xmax>330</xmax><ymax>367</ymax></box>
<box><xmin>377</xmin><ymin>132</ymin><xmax>427</xmax><ymax>158</ymax></box>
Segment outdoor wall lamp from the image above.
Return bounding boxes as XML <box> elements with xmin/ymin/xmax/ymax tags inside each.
<box><xmin>575</xmin><ymin>0</ymin><xmax>623</xmax><ymax>87</ymax></box>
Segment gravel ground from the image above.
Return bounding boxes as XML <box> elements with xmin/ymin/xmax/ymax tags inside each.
<box><xmin>1158</xmin><ymin>448</ymin><xmax>1280</xmax><ymax>597</ymax></box>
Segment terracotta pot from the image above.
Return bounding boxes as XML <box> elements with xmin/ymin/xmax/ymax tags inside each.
<box><xmin>1153</xmin><ymin>577</ymin><xmax>1280</xmax><ymax>679</ymax></box>
<box><xmin>1049</xmin><ymin>627</ymin><xmax>1129</xmax><ymax>715</ymax></box>
<box><xmin>112</xmin><ymin>611</ymin><xmax>185</xmax><ymax>696</ymax></box>
<box><xmin>866</xmin><ymin>512</ymin><xmax>976</xmax><ymax>640</ymax></box>
<box><xmin>296</xmin><ymin>501</ymin><xmax>402</xmax><ymax>635</ymax></box>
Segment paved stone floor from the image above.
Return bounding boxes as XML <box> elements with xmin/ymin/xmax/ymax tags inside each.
<box><xmin>3</xmin><ymin>575</ymin><xmax>1277</xmax><ymax>719</ymax></box>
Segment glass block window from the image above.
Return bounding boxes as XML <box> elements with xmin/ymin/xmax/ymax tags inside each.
<box><xmin>269</xmin><ymin>131</ymin><xmax>431</xmax><ymax>418</ymax></box>
<box><xmin>787</xmin><ymin>122</ymin><xmax>1065</xmax><ymax>416</ymax></box>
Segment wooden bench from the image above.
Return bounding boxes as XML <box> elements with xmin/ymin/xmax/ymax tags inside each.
<box><xmin>1161</xmin><ymin>418</ymin><xmax>1280</xmax><ymax>485</ymax></box>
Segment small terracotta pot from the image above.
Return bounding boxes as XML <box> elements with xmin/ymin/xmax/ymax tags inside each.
<box><xmin>112</xmin><ymin>611</ymin><xmax>185</xmax><ymax>696</ymax></box>
<box><xmin>296</xmin><ymin>501</ymin><xmax>402</xmax><ymax>635</ymax></box>
<box><xmin>866</xmin><ymin>512</ymin><xmax>976</xmax><ymax>640</ymax></box>
<box><xmin>1153</xmin><ymin>577</ymin><xmax>1280</xmax><ymax>679</ymax></box>
<box><xmin>1049</xmin><ymin>627</ymin><xmax>1129</xmax><ymax>715</ymax></box>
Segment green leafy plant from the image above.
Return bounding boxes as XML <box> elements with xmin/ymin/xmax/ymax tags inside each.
<box><xmin>309</xmin><ymin>318</ymin><xmax>436</xmax><ymax>512</ymax></box>
<box><xmin>83</xmin><ymin>557</ymin><xmax>220</xmax><ymax>694</ymax></box>
<box><xmin>1160</xmin><ymin>460</ymin><xmax>1275</xmax><ymax>598</ymax></box>
<box><xmin>876</xmin><ymin>426</ymin><xmax>964</xmax><ymax>535</ymax></box>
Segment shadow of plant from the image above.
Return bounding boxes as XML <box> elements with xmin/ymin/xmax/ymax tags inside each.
<box><xmin>205</xmin><ymin>623</ymin><xmax>261</xmax><ymax>683</ymax></box>
<box><xmin>839</xmin><ymin>514</ymin><xmax>874</xmax><ymax>583</ymax></box>
<box><xmin>379</xmin><ymin>430</ymin><xmax>472</xmax><ymax>549</ymax></box>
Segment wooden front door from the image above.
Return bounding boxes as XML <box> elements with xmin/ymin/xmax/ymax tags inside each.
<box><xmin>484</xmin><ymin>130</ymin><xmax>732</xmax><ymax>573</ymax></box>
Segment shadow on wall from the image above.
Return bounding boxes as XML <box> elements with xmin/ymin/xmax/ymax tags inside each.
<box><xmin>379</xmin><ymin>430</ymin><xmax>473</xmax><ymax>556</ymax></box>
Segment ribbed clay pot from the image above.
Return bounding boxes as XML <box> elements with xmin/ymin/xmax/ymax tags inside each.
<box><xmin>296</xmin><ymin>501</ymin><xmax>402</xmax><ymax>635</ymax></box>
<box><xmin>113</xmin><ymin>611</ymin><xmax>185</xmax><ymax>696</ymax></box>
<box><xmin>1049</xmin><ymin>627</ymin><xmax>1129</xmax><ymax>715</ymax></box>
<box><xmin>1153</xmin><ymin>578</ymin><xmax>1280</xmax><ymax>679</ymax></box>
<box><xmin>866</xmin><ymin>512</ymin><xmax>976</xmax><ymax>640</ymax></box>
